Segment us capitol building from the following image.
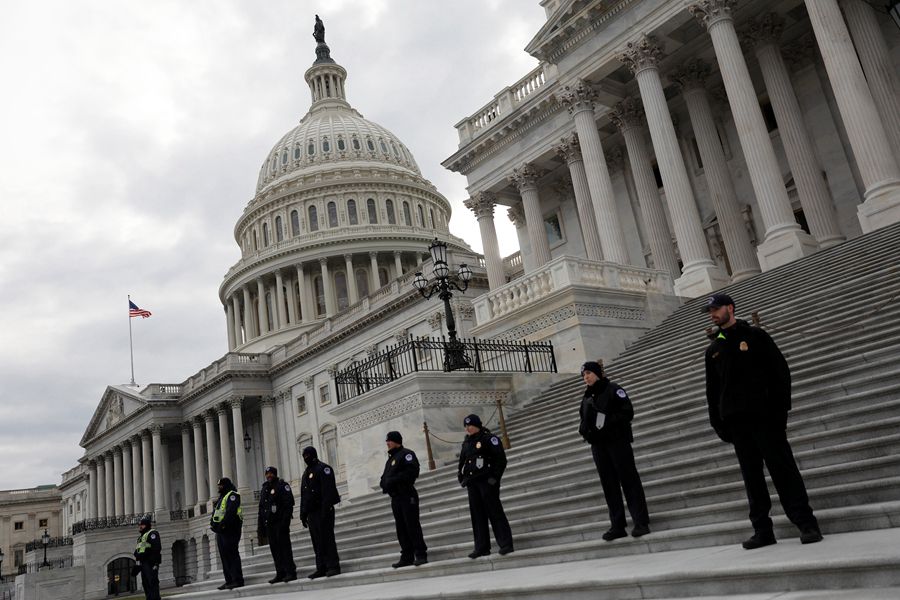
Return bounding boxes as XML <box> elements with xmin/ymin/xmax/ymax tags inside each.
<box><xmin>14</xmin><ymin>0</ymin><xmax>900</xmax><ymax>598</ymax></box>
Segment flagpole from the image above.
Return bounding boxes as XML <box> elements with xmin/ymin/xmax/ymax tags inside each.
<box><xmin>128</xmin><ymin>294</ymin><xmax>136</xmax><ymax>386</ymax></box>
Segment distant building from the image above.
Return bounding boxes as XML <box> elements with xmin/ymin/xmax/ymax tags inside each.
<box><xmin>0</xmin><ymin>485</ymin><xmax>62</xmax><ymax>579</ymax></box>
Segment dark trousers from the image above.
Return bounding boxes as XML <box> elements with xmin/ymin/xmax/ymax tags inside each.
<box><xmin>266</xmin><ymin>522</ymin><xmax>296</xmax><ymax>578</ymax></box>
<box><xmin>727</xmin><ymin>416</ymin><xmax>818</xmax><ymax>533</ymax></box>
<box><xmin>216</xmin><ymin>530</ymin><xmax>244</xmax><ymax>585</ymax></box>
<box><xmin>391</xmin><ymin>492</ymin><xmax>427</xmax><ymax>560</ymax></box>
<box><xmin>466</xmin><ymin>479</ymin><xmax>513</xmax><ymax>553</ymax></box>
<box><xmin>591</xmin><ymin>439</ymin><xmax>649</xmax><ymax>530</ymax></box>
<box><xmin>139</xmin><ymin>562</ymin><xmax>160</xmax><ymax>600</ymax></box>
<box><xmin>308</xmin><ymin>507</ymin><xmax>340</xmax><ymax>572</ymax></box>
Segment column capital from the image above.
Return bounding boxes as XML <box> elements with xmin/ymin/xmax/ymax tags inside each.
<box><xmin>120</xmin><ymin>438</ymin><xmax>132</xmax><ymax>449</ymax></box>
<box><xmin>260</xmin><ymin>395</ymin><xmax>275</xmax><ymax>408</ymax></box>
<box><xmin>618</xmin><ymin>34</ymin><xmax>665</xmax><ymax>75</ymax></box>
<box><xmin>553</xmin><ymin>133</ymin><xmax>582</xmax><ymax>165</ymax></box>
<box><xmin>204</xmin><ymin>410</ymin><xmax>218</xmax><ymax>423</ymax></box>
<box><xmin>739</xmin><ymin>13</ymin><xmax>784</xmax><ymax>49</ymax></box>
<box><xmin>130</xmin><ymin>434</ymin><xmax>142</xmax><ymax>446</ymax></box>
<box><xmin>669</xmin><ymin>58</ymin><xmax>713</xmax><ymax>92</ymax></box>
<box><xmin>507</xmin><ymin>203</ymin><xmax>526</xmax><ymax>227</ymax></box>
<box><xmin>609</xmin><ymin>97</ymin><xmax>646</xmax><ymax>132</ymax></box>
<box><xmin>394</xmin><ymin>328</ymin><xmax>410</xmax><ymax>344</ymax></box>
<box><xmin>366</xmin><ymin>344</ymin><xmax>378</xmax><ymax>357</ymax></box>
<box><xmin>393</xmin><ymin>250</ymin><xmax>401</xmax><ymax>257</ymax></box>
<box><xmin>508</xmin><ymin>163</ymin><xmax>543</xmax><ymax>193</ymax></box>
<box><xmin>343</xmin><ymin>253</ymin><xmax>354</xmax><ymax>262</ymax></box>
<box><xmin>303</xmin><ymin>376</ymin><xmax>315</xmax><ymax>388</ymax></box>
<box><xmin>326</xmin><ymin>363</ymin><xmax>339</xmax><ymax>377</ymax></box>
<box><xmin>427</xmin><ymin>311</ymin><xmax>443</xmax><ymax>329</ymax></box>
<box><xmin>368</xmin><ymin>251</ymin><xmax>378</xmax><ymax>259</ymax></box>
<box><xmin>141</xmin><ymin>429</ymin><xmax>152</xmax><ymax>441</ymax></box>
<box><xmin>191</xmin><ymin>416</ymin><xmax>204</xmax><ymax>429</ymax></box>
<box><xmin>688</xmin><ymin>0</ymin><xmax>737</xmax><ymax>29</ymax></box>
<box><xmin>216</xmin><ymin>403</ymin><xmax>230</xmax><ymax>416</ymax></box>
<box><xmin>113</xmin><ymin>446</ymin><xmax>123</xmax><ymax>457</ymax></box>
<box><xmin>557</xmin><ymin>79</ymin><xmax>597</xmax><ymax>115</ymax></box>
<box><xmin>318</xmin><ymin>257</ymin><xmax>328</xmax><ymax>266</ymax></box>
<box><xmin>181</xmin><ymin>422</ymin><xmax>193</xmax><ymax>434</ymax></box>
<box><xmin>255</xmin><ymin>276</ymin><xmax>265</xmax><ymax>283</ymax></box>
<box><xmin>606</xmin><ymin>146</ymin><xmax>626</xmax><ymax>173</ymax></box>
<box><xmin>228</xmin><ymin>396</ymin><xmax>244</xmax><ymax>410</ymax></box>
<box><xmin>87</xmin><ymin>458</ymin><xmax>98</xmax><ymax>469</ymax></box>
<box><xmin>463</xmin><ymin>191</ymin><xmax>497</xmax><ymax>219</ymax></box>
<box><xmin>149</xmin><ymin>424</ymin><xmax>163</xmax><ymax>436</ymax></box>
<box><xmin>782</xmin><ymin>33</ymin><xmax>817</xmax><ymax>71</ymax></box>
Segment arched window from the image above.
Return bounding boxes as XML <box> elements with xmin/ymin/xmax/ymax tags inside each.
<box><xmin>294</xmin><ymin>145</ymin><xmax>301</xmax><ymax>160</ymax></box>
<box><xmin>327</xmin><ymin>201</ymin><xmax>338</xmax><ymax>227</ymax></box>
<box><xmin>367</xmin><ymin>198</ymin><xmax>378</xmax><ymax>224</ymax></box>
<box><xmin>296</xmin><ymin>433</ymin><xmax>313</xmax><ymax>455</ymax></box>
<box><xmin>275</xmin><ymin>216</ymin><xmax>284</xmax><ymax>242</ymax></box>
<box><xmin>314</xmin><ymin>276</ymin><xmax>326</xmax><ymax>316</ymax></box>
<box><xmin>252</xmin><ymin>231</ymin><xmax>258</xmax><ymax>251</ymax></box>
<box><xmin>322</xmin><ymin>138</ymin><xmax>330</xmax><ymax>153</ymax></box>
<box><xmin>308</xmin><ymin>205</ymin><xmax>319</xmax><ymax>232</ymax></box>
<box><xmin>366</xmin><ymin>138</ymin><xmax>375</xmax><ymax>152</ymax></box>
<box><xmin>378</xmin><ymin>268</ymin><xmax>390</xmax><ymax>287</ymax></box>
<box><xmin>335</xmin><ymin>271</ymin><xmax>349</xmax><ymax>310</ymax></box>
<box><xmin>107</xmin><ymin>557</ymin><xmax>137</xmax><ymax>596</ymax></box>
<box><xmin>281</xmin><ymin>150</ymin><xmax>288</xmax><ymax>165</ymax></box>
<box><xmin>262</xmin><ymin>222</ymin><xmax>270</xmax><ymax>246</ymax></box>
<box><xmin>430</xmin><ymin>208</ymin><xmax>436</xmax><ymax>230</ymax></box>
<box><xmin>290</xmin><ymin>210</ymin><xmax>300</xmax><ymax>236</ymax></box>
<box><xmin>386</xmin><ymin>199</ymin><xmax>396</xmax><ymax>224</ymax></box>
<box><xmin>403</xmin><ymin>201</ymin><xmax>412</xmax><ymax>226</ymax></box>
<box><xmin>417</xmin><ymin>204</ymin><xmax>425</xmax><ymax>227</ymax></box>
<box><xmin>270</xmin><ymin>156</ymin><xmax>277</xmax><ymax>172</ymax></box>
<box><xmin>379</xmin><ymin>139</ymin><xmax>389</xmax><ymax>154</ymax></box>
<box><xmin>308</xmin><ymin>140</ymin><xmax>316</xmax><ymax>156</ymax></box>
<box><xmin>347</xmin><ymin>199</ymin><xmax>358</xmax><ymax>225</ymax></box>
<box><xmin>337</xmin><ymin>137</ymin><xmax>346</xmax><ymax>151</ymax></box>
<box><xmin>355</xmin><ymin>268</ymin><xmax>370</xmax><ymax>298</ymax></box>
<box><xmin>352</xmin><ymin>136</ymin><xmax>361</xmax><ymax>151</ymax></box>
<box><xmin>320</xmin><ymin>424</ymin><xmax>339</xmax><ymax>471</ymax></box>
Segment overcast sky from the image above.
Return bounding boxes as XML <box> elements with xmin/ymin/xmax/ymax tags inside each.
<box><xmin>0</xmin><ymin>1</ymin><xmax>548</xmax><ymax>490</ymax></box>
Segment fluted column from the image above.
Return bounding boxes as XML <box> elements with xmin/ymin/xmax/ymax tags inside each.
<box><xmin>122</xmin><ymin>442</ymin><xmax>133</xmax><ymax>515</ymax></box>
<box><xmin>608</xmin><ymin>101</ymin><xmax>682</xmax><ymax>280</ymax></box>
<box><xmin>225</xmin><ymin>302</ymin><xmax>236</xmax><ymax>350</ymax></box>
<box><xmin>669</xmin><ymin>60</ymin><xmax>761</xmax><ymax>280</ymax></box>
<box><xmin>88</xmin><ymin>460</ymin><xmax>98</xmax><ymax>519</ymax></box>
<box><xmin>231</xmin><ymin>295</ymin><xmax>242</xmax><ymax>347</ymax></box>
<box><xmin>553</xmin><ymin>134</ymin><xmax>604</xmax><ymax>261</ymax></box>
<box><xmin>96</xmin><ymin>458</ymin><xmax>106</xmax><ymax>518</ymax></box>
<box><xmin>295</xmin><ymin>264</ymin><xmax>310</xmax><ymax>323</ymax></box>
<box><xmin>558</xmin><ymin>80</ymin><xmax>630</xmax><ymax>265</ymax></box>
<box><xmin>743</xmin><ymin>15</ymin><xmax>844</xmax><ymax>249</ymax></box>
<box><xmin>345</xmin><ymin>255</ymin><xmax>359</xmax><ymax>304</ymax></box>
<box><xmin>509</xmin><ymin>163</ymin><xmax>552</xmax><ymax>267</ymax></box>
<box><xmin>803</xmin><ymin>0</ymin><xmax>900</xmax><ymax>231</ymax></box>
<box><xmin>464</xmin><ymin>192</ymin><xmax>507</xmax><ymax>288</ymax></box>
<box><xmin>180</xmin><ymin>424</ymin><xmax>195</xmax><ymax>509</ymax></box>
<box><xmin>242</xmin><ymin>286</ymin><xmax>256</xmax><ymax>339</ymax></box>
<box><xmin>260</xmin><ymin>396</ymin><xmax>278</xmax><ymax>467</ymax></box>
<box><xmin>393</xmin><ymin>251</ymin><xmax>403</xmax><ymax>278</ymax></box>
<box><xmin>141</xmin><ymin>431</ymin><xmax>153</xmax><ymax>513</ymax></box>
<box><xmin>286</xmin><ymin>275</ymin><xmax>298</xmax><ymax>324</ymax></box>
<box><xmin>130</xmin><ymin>436</ymin><xmax>142</xmax><ymax>515</ymax></box>
<box><xmin>103</xmin><ymin>452</ymin><xmax>114</xmax><ymax>518</ymax></box>
<box><xmin>204</xmin><ymin>411</ymin><xmax>220</xmax><ymax>501</ymax></box>
<box><xmin>110</xmin><ymin>448</ymin><xmax>123</xmax><ymax>517</ymax></box>
<box><xmin>217</xmin><ymin>404</ymin><xmax>232</xmax><ymax>480</ymax></box>
<box><xmin>618</xmin><ymin>37</ymin><xmax>729</xmax><ymax>295</ymax></box>
<box><xmin>274</xmin><ymin>270</ymin><xmax>287</xmax><ymax>329</ymax></box>
<box><xmin>150</xmin><ymin>425</ymin><xmax>166</xmax><ymax>517</ymax></box>
<box><xmin>689</xmin><ymin>2</ymin><xmax>818</xmax><ymax>270</ymax></box>
<box><xmin>320</xmin><ymin>258</ymin><xmax>336</xmax><ymax>317</ymax></box>
<box><xmin>256</xmin><ymin>277</ymin><xmax>269</xmax><ymax>334</ymax></box>
<box><xmin>230</xmin><ymin>397</ymin><xmax>249</xmax><ymax>491</ymax></box>
<box><xmin>369</xmin><ymin>253</ymin><xmax>380</xmax><ymax>292</ymax></box>
<box><xmin>191</xmin><ymin>419</ymin><xmax>208</xmax><ymax>510</ymax></box>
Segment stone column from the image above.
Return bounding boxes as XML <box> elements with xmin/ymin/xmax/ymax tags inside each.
<box><xmin>295</xmin><ymin>264</ymin><xmax>310</xmax><ymax>323</ymax></box>
<box><xmin>552</xmin><ymin>134</ymin><xmax>605</xmax><ymax>262</ymax></box>
<box><xmin>743</xmin><ymin>15</ymin><xmax>844</xmax><ymax>249</ymax></box>
<box><xmin>345</xmin><ymin>255</ymin><xmax>359</xmax><ymax>304</ymax></box>
<box><xmin>558</xmin><ymin>80</ymin><xmax>631</xmax><ymax>265</ymax></box>
<box><xmin>464</xmin><ymin>192</ymin><xmax>506</xmax><ymax>288</ymax></box>
<box><xmin>260</xmin><ymin>396</ymin><xmax>278</xmax><ymax>468</ymax></box>
<box><xmin>160</xmin><ymin>440</ymin><xmax>171</xmax><ymax>515</ymax></box>
<box><xmin>242</xmin><ymin>286</ymin><xmax>256</xmax><ymax>339</ymax></box>
<box><xmin>320</xmin><ymin>258</ymin><xmax>336</xmax><ymax>317</ymax></box>
<box><xmin>285</xmin><ymin>275</ymin><xmax>298</xmax><ymax>325</ymax></box>
<box><xmin>256</xmin><ymin>277</ymin><xmax>269</xmax><ymax>334</ymax></box>
<box><xmin>608</xmin><ymin>101</ymin><xmax>682</xmax><ymax>280</ymax></box>
<box><xmin>103</xmin><ymin>452</ymin><xmax>114</xmax><ymax>518</ymax></box>
<box><xmin>669</xmin><ymin>60</ymin><xmax>761</xmax><ymax>280</ymax></box>
<box><xmin>231</xmin><ymin>295</ymin><xmax>242</xmax><ymax>347</ymax></box>
<box><xmin>803</xmin><ymin>0</ymin><xmax>900</xmax><ymax>231</ymax></box>
<box><xmin>689</xmin><ymin>2</ymin><xmax>818</xmax><ymax>270</ymax></box>
<box><xmin>130</xmin><ymin>436</ymin><xmax>142</xmax><ymax>515</ymax></box>
<box><xmin>618</xmin><ymin>38</ymin><xmax>729</xmax><ymax>295</ymax></box>
<box><xmin>274</xmin><ymin>270</ymin><xmax>287</xmax><ymax>330</ymax></box>
<box><xmin>122</xmin><ymin>442</ymin><xmax>133</xmax><ymax>515</ymax></box>
<box><xmin>509</xmin><ymin>163</ymin><xmax>552</xmax><ymax>267</ymax></box>
<box><xmin>204</xmin><ymin>411</ymin><xmax>220</xmax><ymax>500</ymax></box>
<box><xmin>150</xmin><ymin>425</ymin><xmax>167</xmax><ymax>517</ymax></box>
<box><xmin>393</xmin><ymin>251</ymin><xmax>404</xmax><ymax>279</ymax></box>
<box><xmin>217</xmin><ymin>404</ymin><xmax>232</xmax><ymax>480</ymax></box>
<box><xmin>225</xmin><ymin>302</ymin><xmax>236</xmax><ymax>351</ymax></box>
<box><xmin>141</xmin><ymin>431</ymin><xmax>153</xmax><ymax>514</ymax></box>
<box><xmin>180</xmin><ymin>424</ymin><xmax>195</xmax><ymax>510</ymax></box>
<box><xmin>192</xmin><ymin>419</ymin><xmax>208</xmax><ymax>510</ymax></box>
<box><xmin>841</xmin><ymin>0</ymin><xmax>900</xmax><ymax>160</ymax></box>
<box><xmin>95</xmin><ymin>458</ymin><xmax>106</xmax><ymax>518</ymax></box>
<box><xmin>230</xmin><ymin>397</ymin><xmax>249</xmax><ymax>491</ymax></box>
<box><xmin>369</xmin><ymin>253</ymin><xmax>380</xmax><ymax>291</ymax></box>
<box><xmin>112</xmin><ymin>447</ymin><xmax>124</xmax><ymax>517</ymax></box>
<box><xmin>88</xmin><ymin>460</ymin><xmax>98</xmax><ymax>519</ymax></box>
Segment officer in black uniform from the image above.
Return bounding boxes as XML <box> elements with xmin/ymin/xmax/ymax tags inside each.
<box><xmin>210</xmin><ymin>477</ymin><xmax>244</xmax><ymax>590</ymax></box>
<box><xmin>704</xmin><ymin>293</ymin><xmax>823</xmax><ymax>549</ymax></box>
<box><xmin>300</xmin><ymin>446</ymin><xmax>341</xmax><ymax>579</ymax></box>
<box><xmin>132</xmin><ymin>516</ymin><xmax>161</xmax><ymax>600</ymax></box>
<box><xmin>458</xmin><ymin>414</ymin><xmax>514</xmax><ymax>558</ymax></box>
<box><xmin>257</xmin><ymin>466</ymin><xmax>297</xmax><ymax>583</ymax></box>
<box><xmin>379</xmin><ymin>430</ymin><xmax>428</xmax><ymax>568</ymax></box>
<box><xmin>578</xmin><ymin>361</ymin><xmax>650</xmax><ymax>541</ymax></box>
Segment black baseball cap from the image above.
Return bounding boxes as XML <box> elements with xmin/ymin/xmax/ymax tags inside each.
<box><xmin>701</xmin><ymin>293</ymin><xmax>735</xmax><ymax>313</ymax></box>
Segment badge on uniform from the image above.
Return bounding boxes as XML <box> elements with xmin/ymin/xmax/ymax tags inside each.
<box><xmin>616</xmin><ymin>389</ymin><xmax>627</xmax><ymax>399</ymax></box>
<box><xmin>150</xmin><ymin>534</ymin><xmax>156</xmax><ymax>540</ymax></box>
<box><xmin>271</xmin><ymin>505</ymin><xmax>277</xmax><ymax>513</ymax></box>
<box><xmin>475</xmin><ymin>442</ymin><xmax>481</xmax><ymax>449</ymax></box>
<box><xmin>739</xmin><ymin>341</ymin><xmax>749</xmax><ymax>351</ymax></box>
<box><xmin>229</xmin><ymin>495</ymin><xmax>236</xmax><ymax>501</ymax></box>
<box><xmin>596</xmin><ymin>413</ymin><xmax>606</xmax><ymax>429</ymax></box>
<box><xmin>490</xmin><ymin>437</ymin><xmax>499</xmax><ymax>446</ymax></box>
<box><xmin>308</xmin><ymin>473</ymin><xmax>314</xmax><ymax>479</ymax></box>
<box><xmin>391</xmin><ymin>459</ymin><xmax>396</xmax><ymax>466</ymax></box>
<box><xmin>284</xmin><ymin>483</ymin><xmax>290</xmax><ymax>491</ymax></box>
<box><xmin>324</xmin><ymin>467</ymin><xmax>331</xmax><ymax>475</ymax></box>
<box><xmin>270</xmin><ymin>488</ymin><xmax>275</xmax><ymax>495</ymax></box>
<box><xmin>475</xmin><ymin>458</ymin><xmax>484</xmax><ymax>469</ymax></box>
<box><xmin>405</xmin><ymin>454</ymin><xmax>413</xmax><ymax>462</ymax></box>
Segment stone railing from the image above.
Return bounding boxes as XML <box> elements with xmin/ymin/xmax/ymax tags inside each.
<box><xmin>179</xmin><ymin>353</ymin><xmax>271</xmax><ymax>396</ymax></box>
<box><xmin>502</xmin><ymin>251</ymin><xmax>524</xmax><ymax>280</ymax></box>
<box><xmin>455</xmin><ymin>63</ymin><xmax>555</xmax><ymax>144</ymax></box>
<box><xmin>143</xmin><ymin>383</ymin><xmax>182</xmax><ymax>399</ymax></box>
<box><xmin>473</xmin><ymin>256</ymin><xmax>674</xmax><ymax>324</ymax></box>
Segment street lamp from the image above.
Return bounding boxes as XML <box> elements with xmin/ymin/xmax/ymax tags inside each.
<box><xmin>41</xmin><ymin>529</ymin><xmax>50</xmax><ymax>567</ymax></box>
<box><xmin>243</xmin><ymin>432</ymin><xmax>252</xmax><ymax>453</ymax></box>
<box><xmin>413</xmin><ymin>238</ymin><xmax>472</xmax><ymax>371</ymax></box>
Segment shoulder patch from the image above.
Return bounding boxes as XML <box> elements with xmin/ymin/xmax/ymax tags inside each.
<box><xmin>490</xmin><ymin>436</ymin><xmax>500</xmax><ymax>446</ymax></box>
<box><xmin>616</xmin><ymin>388</ymin><xmax>628</xmax><ymax>399</ymax></box>
<box><xmin>323</xmin><ymin>467</ymin><xmax>332</xmax><ymax>475</ymax></box>
<box><xmin>229</xmin><ymin>495</ymin><xmax>236</xmax><ymax>501</ymax></box>
<box><xmin>405</xmin><ymin>453</ymin><xmax>413</xmax><ymax>462</ymax></box>
<box><xmin>283</xmin><ymin>483</ymin><xmax>290</xmax><ymax>492</ymax></box>
<box><xmin>150</xmin><ymin>534</ymin><xmax>157</xmax><ymax>540</ymax></box>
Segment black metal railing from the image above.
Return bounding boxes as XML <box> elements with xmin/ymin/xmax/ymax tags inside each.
<box><xmin>169</xmin><ymin>508</ymin><xmax>195</xmax><ymax>521</ymax></box>
<box><xmin>17</xmin><ymin>557</ymin><xmax>74</xmax><ymax>574</ymax></box>
<box><xmin>71</xmin><ymin>514</ymin><xmax>152</xmax><ymax>535</ymax></box>
<box><xmin>335</xmin><ymin>337</ymin><xmax>557</xmax><ymax>403</ymax></box>
<box><xmin>25</xmin><ymin>536</ymin><xmax>72</xmax><ymax>553</ymax></box>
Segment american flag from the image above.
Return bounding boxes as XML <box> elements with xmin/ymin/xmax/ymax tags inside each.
<box><xmin>129</xmin><ymin>300</ymin><xmax>152</xmax><ymax>319</ymax></box>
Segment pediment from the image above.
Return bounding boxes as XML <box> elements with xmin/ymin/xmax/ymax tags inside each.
<box><xmin>525</xmin><ymin>0</ymin><xmax>594</xmax><ymax>58</ymax></box>
<box><xmin>79</xmin><ymin>385</ymin><xmax>149</xmax><ymax>447</ymax></box>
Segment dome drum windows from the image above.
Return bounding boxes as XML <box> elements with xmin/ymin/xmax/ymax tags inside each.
<box><xmin>327</xmin><ymin>201</ymin><xmax>338</xmax><ymax>228</ymax></box>
<box><xmin>281</xmin><ymin>150</ymin><xmax>288</xmax><ymax>165</ymax></box>
<box><xmin>275</xmin><ymin>215</ymin><xmax>284</xmax><ymax>242</ymax></box>
<box><xmin>366</xmin><ymin>138</ymin><xmax>376</xmax><ymax>152</ymax></box>
<box><xmin>402</xmin><ymin>201</ymin><xmax>412</xmax><ymax>227</ymax></box>
<box><xmin>352</xmin><ymin>136</ymin><xmax>361</xmax><ymax>151</ymax></box>
<box><xmin>294</xmin><ymin>145</ymin><xmax>302</xmax><ymax>160</ymax></box>
<box><xmin>367</xmin><ymin>199</ymin><xmax>378</xmax><ymax>224</ymax></box>
<box><xmin>291</xmin><ymin>210</ymin><xmax>300</xmax><ymax>237</ymax></box>
<box><xmin>262</xmin><ymin>222</ymin><xmax>270</xmax><ymax>247</ymax></box>
<box><xmin>386</xmin><ymin>199</ymin><xmax>396</xmax><ymax>224</ymax></box>
<box><xmin>308</xmin><ymin>205</ymin><xmax>319</xmax><ymax>232</ymax></box>
<box><xmin>322</xmin><ymin>137</ymin><xmax>331</xmax><ymax>153</ymax></box>
<box><xmin>379</xmin><ymin>139</ymin><xmax>389</xmax><ymax>155</ymax></box>
<box><xmin>337</xmin><ymin>136</ymin><xmax>346</xmax><ymax>152</ymax></box>
<box><xmin>347</xmin><ymin>199</ymin><xmax>358</xmax><ymax>225</ymax></box>
<box><xmin>308</xmin><ymin>140</ymin><xmax>316</xmax><ymax>157</ymax></box>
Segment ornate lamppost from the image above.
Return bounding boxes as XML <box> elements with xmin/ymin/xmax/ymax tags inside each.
<box><xmin>413</xmin><ymin>239</ymin><xmax>473</xmax><ymax>371</ymax></box>
<box><xmin>243</xmin><ymin>431</ymin><xmax>252</xmax><ymax>453</ymax></box>
<box><xmin>41</xmin><ymin>529</ymin><xmax>50</xmax><ymax>567</ymax></box>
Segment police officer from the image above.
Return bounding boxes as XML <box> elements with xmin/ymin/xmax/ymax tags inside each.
<box><xmin>210</xmin><ymin>477</ymin><xmax>244</xmax><ymax>590</ymax></box>
<box><xmin>379</xmin><ymin>431</ymin><xmax>428</xmax><ymax>568</ymax></box>
<box><xmin>300</xmin><ymin>446</ymin><xmax>341</xmax><ymax>579</ymax></box>
<box><xmin>703</xmin><ymin>293</ymin><xmax>823</xmax><ymax>549</ymax></box>
<box><xmin>257</xmin><ymin>466</ymin><xmax>297</xmax><ymax>583</ymax></box>
<box><xmin>458</xmin><ymin>414</ymin><xmax>514</xmax><ymax>558</ymax></box>
<box><xmin>132</xmin><ymin>516</ymin><xmax>161</xmax><ymax>600</ymax></box>
<box><xmin>578</xmin><ymin>361</ymin><xmax>650</xmax><ymax>541</ymax></box>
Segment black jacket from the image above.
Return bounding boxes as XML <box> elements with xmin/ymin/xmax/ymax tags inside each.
<box><xmin>210</xmin><ymin>479</ymin><xmax>242</xmax><ymax>534</ymax></box>
<box><xmin>380</xmin><ymin>446</ymin><xmax>420</xmax><ymax>497</ymax></box>
<box><xmin>257</xmin><ymin>478</ymin><xmax>294</xmax><ymax>532</ymax></box>
<box><xmin>458</xmin><ymin>428</ymin><xmax>506</xmax><ymax>487</ymax></box>
<box><xmin>300</xmin><ymin>459</ymin><xmax>341</xmax><ymax>518</ymax></box>
<box><xmin>578</xmin><ymin>377</ymin><xmax>635</xmax><ymax>445</ymax></box>
<box><xmin>133</xmin><ymin>528</ymin><xmax>162</xmax><ymax>566</ymax></box>
<box><xmin>705</xmin><ymin>319</ymin><xmax>792</xmax><ymax>434</ymax></box>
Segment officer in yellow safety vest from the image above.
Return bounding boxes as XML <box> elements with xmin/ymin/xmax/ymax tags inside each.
<box><xmin>210</xmin><ymin>477</ymin><xmax>244</xmax><ymax>590</ymax></box>
<box><xmin>132</xmin><ymin>516</ymin><xmax>161</xmax><ymax>600</ymax></box>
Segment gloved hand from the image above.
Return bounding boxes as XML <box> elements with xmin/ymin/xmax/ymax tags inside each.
<box><xmin>301</xmin><ymin>515</ymin><xmax>308</xmax><ymax>528</ymax></box>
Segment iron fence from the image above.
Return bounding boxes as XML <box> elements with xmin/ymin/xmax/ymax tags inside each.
<box><xmin>24</xmin><ymin>537</ymin><xmax>72</xmax><ymax>553</ymax></box>
<box><xmin>71</xmin><ymin>514</ymin><xmax>152</xmax><ymax>535</ymax></box>
<box><xmin>17</xmin><ymin>557</ymin><xmax>73</xmax><ymax>574</ymax></box>
<box><xmin>169</xmin><ymin>508</ymin><xmax>195</xmax><ymax>522</ymax></box>
<box><xmin>335</xmin><ymin>336</ymin><xmax>556</xmax><ymax>403</ymax></box>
